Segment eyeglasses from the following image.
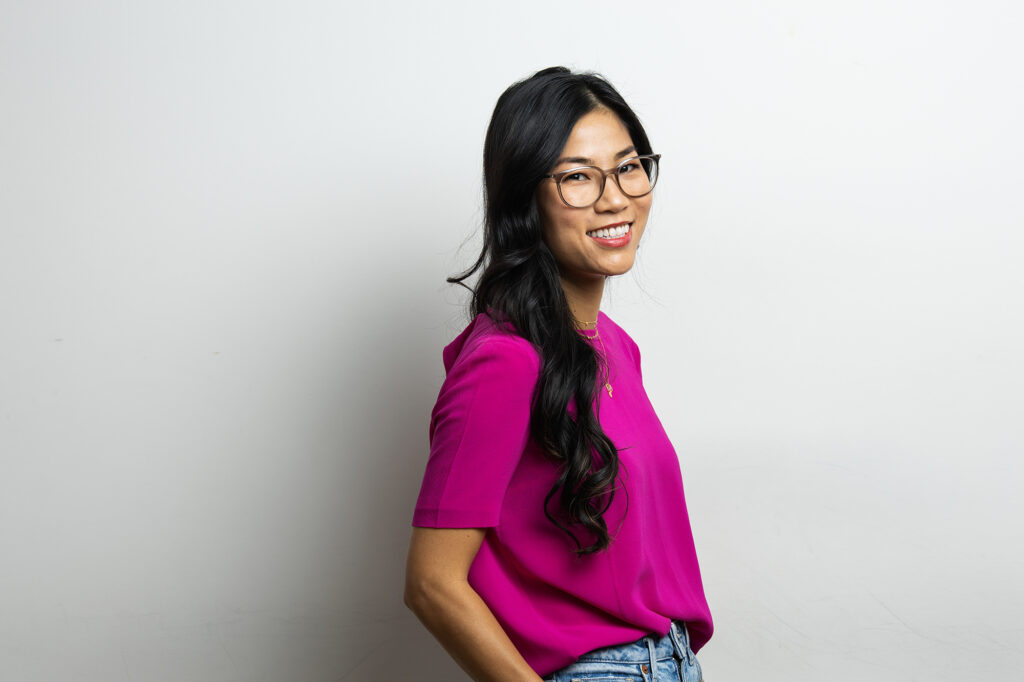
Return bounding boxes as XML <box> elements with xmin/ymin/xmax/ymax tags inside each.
<box><xmin>542</xmin><ymin>153</ymin><xmax>661</xmax><ymax>209</ymax></box>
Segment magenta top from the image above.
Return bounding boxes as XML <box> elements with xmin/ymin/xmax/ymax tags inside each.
<box><xmin>412</xmin><ymin>310</ymin><xmax>713</xmax><ymax>676</ymax></box>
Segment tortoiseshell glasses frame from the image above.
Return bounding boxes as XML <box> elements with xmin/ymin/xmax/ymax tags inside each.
<box><xmin>541</xmin><ymin>153</ymin><xmax>661</xmax><ymax>208</ymax></box>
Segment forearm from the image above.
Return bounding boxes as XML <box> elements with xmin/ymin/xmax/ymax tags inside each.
<box><xmin>405</xmin><ymin>578</ymin><xmax>544</xmax><ymax>682</ymax></box>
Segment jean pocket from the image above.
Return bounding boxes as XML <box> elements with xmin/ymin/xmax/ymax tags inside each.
<box><xmin>678</xmin><ymin>654</ymin><xmax>703</xmax><ymax>682</ymax></box>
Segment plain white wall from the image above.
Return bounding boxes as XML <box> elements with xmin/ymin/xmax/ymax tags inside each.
<box><xmin>1</xmin><ymin>1</ymin><xmax>1021</xmax><ymax>680</ymax></box>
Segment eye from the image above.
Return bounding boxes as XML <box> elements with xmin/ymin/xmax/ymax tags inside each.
<box><xmin>618</xmin><ymin>160</ymin><xmax>641</xmax><ymax>174</ymax></box>
<box><xmin>561</xmin><ymin>168</ymin><xmax>596</xmax><ymax>184</ymax></box>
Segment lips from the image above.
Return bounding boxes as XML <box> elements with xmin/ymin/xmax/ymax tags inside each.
<box><xmin>586</xmin><ymin>221</ymin><xmax>632</xmax><ymax>239</ymax></box>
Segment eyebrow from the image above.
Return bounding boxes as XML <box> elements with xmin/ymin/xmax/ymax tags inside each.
<box><xmin>554</xmin><ymin>145</ymin><xmax>637</xmax><ymax>167</ymax></box>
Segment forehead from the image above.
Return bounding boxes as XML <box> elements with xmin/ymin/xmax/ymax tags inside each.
<box><xmin>557</xmin><ymin>108</ymin><xmax>634</xmax><ymax>165</ymax></box>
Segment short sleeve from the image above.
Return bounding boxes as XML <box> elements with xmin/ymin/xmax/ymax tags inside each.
<box><xmin>412</xmin><ymin>337</ymin><xmax>540</xmax><ymax>528</ymax></box>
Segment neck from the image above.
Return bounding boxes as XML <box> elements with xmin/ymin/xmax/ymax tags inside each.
<box><xmin>560</xmin><ymin>273</ymin><xmax>605</xmax><ymax>327</ymax></box>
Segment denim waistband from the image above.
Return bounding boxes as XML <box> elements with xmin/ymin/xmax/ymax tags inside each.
<box><xmin>574</xmin><ymin>619</ymin><xmax>695</xmax><ymax>666</ymax></box>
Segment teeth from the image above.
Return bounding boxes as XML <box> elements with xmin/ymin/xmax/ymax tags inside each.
<box><xmin>587</xmin><ymin>223</ymin><xmax>631</xmax><ymax>239</ymax></box>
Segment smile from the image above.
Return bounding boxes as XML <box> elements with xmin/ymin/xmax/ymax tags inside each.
<box><xmin>586</xmin><ymin>222</ymin><xmax>632</xmax><ymax>246</ymax></box>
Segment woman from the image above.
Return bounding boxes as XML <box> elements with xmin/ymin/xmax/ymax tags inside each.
<box><xmin>404</xmin><ymin>66</ymin><xmax>713</xmax><ymax>682</ymax></box>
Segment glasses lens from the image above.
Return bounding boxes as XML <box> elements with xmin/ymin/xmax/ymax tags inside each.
<box><xmin>618</xmin><ymin>156</ymin><xmax>658</xmax><ymax>197</ymax></box>
<box><xmin>558</xmin><ymin>168</ymin><xmax>602</xmax><ymax>208</ymax></box>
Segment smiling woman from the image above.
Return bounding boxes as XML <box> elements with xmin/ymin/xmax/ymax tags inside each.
<box><xmin>404</xmin><ymin>67</ymin><xmax>712</xmax><ymax>682</ymax></box>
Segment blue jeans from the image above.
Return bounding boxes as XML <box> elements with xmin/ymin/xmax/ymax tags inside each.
<box><xmin>542</xmin><ymin>619</ymin><xmax>704</xmax><ymax>682</ymax></box>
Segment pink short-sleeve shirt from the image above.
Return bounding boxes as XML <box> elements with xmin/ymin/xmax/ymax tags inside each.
<box><xmin>412</xmin><ymin>311</ymin><xmax>713</xmax><ymax>676</ymax></box>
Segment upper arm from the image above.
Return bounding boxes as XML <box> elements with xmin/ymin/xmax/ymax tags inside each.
<box><xmin>404</xmin><ymin>526</ymin><xmax>486</xmax><ymax>599</ymax></box>
<box><xmin>411</xmin><ymin>337</ymin><xmax>540</xmax><ymax>528</ymax></box>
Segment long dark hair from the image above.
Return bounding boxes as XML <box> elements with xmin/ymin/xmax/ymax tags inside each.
<box><xmin>448</xmin><ymin>66</ymin><xmax>654</xmax><ymax>556</ymax></box>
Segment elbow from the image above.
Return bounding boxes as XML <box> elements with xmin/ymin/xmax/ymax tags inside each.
<box><xmin>403</xmin><ymin>583</ymin><xmax>419</xmax><ymax>612</ymax></box>
<box><xmin>403</xmin><ymin>573</ymin><xmax>459</xmax><ymax>616</ymax></box>
<box><xmin>403</xmin><ymin>573</ymin><xmax>431</xmax><ymax>614</ymax></box>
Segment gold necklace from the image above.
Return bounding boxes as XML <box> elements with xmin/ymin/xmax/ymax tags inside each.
<box><xmin>574</xmin><ymin>317</ymin><xmax>613</xmax><ymax>398</ymax></box>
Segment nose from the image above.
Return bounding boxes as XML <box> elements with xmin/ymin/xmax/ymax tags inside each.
<box><xmin>594</xmin><ymin>172</ymin><xmax>629</xmax><ymax>211</ymax></box>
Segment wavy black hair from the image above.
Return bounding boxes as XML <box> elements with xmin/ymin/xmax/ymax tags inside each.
<box><xmin>447</xmin><ymin>66</ymin><xmax>654</xmax><ymax>555</ymax></box>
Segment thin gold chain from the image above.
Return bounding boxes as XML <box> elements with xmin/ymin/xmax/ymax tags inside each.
<box><xmin>574</xmin><ymin>317</ymin><xmax>613</xmax><ymax>398</ymax></box>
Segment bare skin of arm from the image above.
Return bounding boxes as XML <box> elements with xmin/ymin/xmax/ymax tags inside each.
<box><xmin>404</xmin><ymin>527</ymin><xmax>546</xmax><ymax>682</ymax></box>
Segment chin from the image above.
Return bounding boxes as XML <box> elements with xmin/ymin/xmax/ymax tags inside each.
<box><xmin>612</xmin><ymin>254</ymin><xmax>638</xmax><ymax>271</ymax></box>
<box><xmin>603</xmin><ymin>263</ymin><xmax>636</xmax><ymax>277</ymax></box>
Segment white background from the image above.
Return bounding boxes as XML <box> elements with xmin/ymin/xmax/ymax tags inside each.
<box><xmin>1</xmin><ymin>1</ymin><xmax>1021</xmax><ymax>680</ymax></box>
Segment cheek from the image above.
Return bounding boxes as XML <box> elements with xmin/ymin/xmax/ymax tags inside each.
<box><xmin>632</xmin><ymin>202</ymin><xmax>652</xmax><ymax>240</ymax></box>
<box><xmin>635</xmin><ymin>200</ymin><xmax>653</xmax><ymax>227</ymax></box>
<box><xmin>536</xmin><ymin>194</ymin><xmax>563</xmax><ymax>240</ymax></box>
<box><xmin>541</xmin><ymin>216</ymin><xmax>581</xmax><ymax>262</ymax></box>
<box><xmin>540</xmin><ymin>208</ymin><xmax>573</xmax><ymax>240</ymax></box>
<box><xmin>539</xmin><ymin>216</ymin><xmax>568</xmax><ymax>256</ymax></box>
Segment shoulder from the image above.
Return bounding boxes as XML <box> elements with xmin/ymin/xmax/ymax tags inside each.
<box><xmin>598</xmin><ymin>310</ymin><xmax>641</xmax><ymax>351</ymax></box>
<box><xmin>449</xmin><ymin>312</ymin><xmax>541</xmax><ymax>376</ymax></box>
<box><xmin>598</xmin><ymin>311</ymin><xmax>642</xmax><ymax>371</ymax></box>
